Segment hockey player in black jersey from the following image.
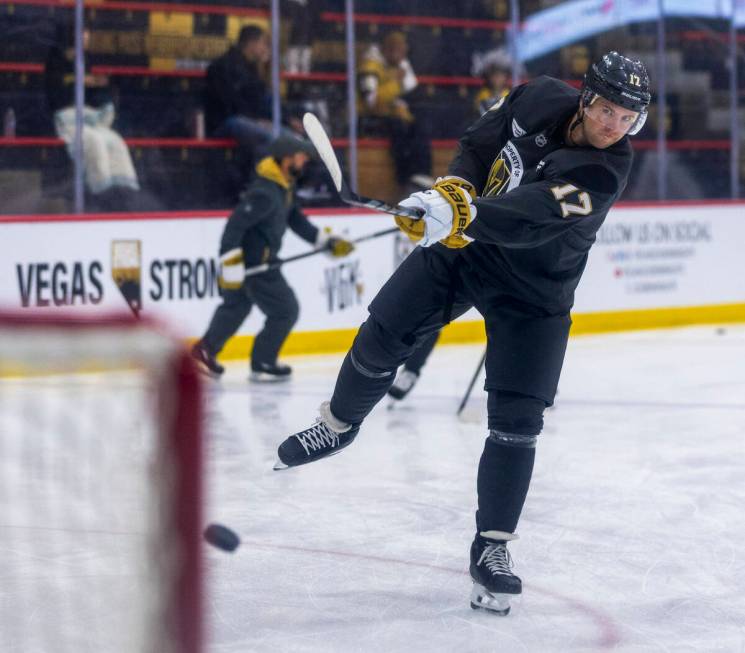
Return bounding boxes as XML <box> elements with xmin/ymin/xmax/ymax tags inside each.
<box><xmin>274</xmin><ymin>52</ymin><xmax>651</xmax><ymax>614</ymax></box>
<box><xmin>192</xmin><ymin>134</ymin><xmax>354</xmax><ymax>381</ymax></box>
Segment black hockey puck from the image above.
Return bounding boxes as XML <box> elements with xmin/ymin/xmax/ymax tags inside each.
<box><xmin>204</xmin><ymin>523</ymin><xmax>240</xmax><ymax>552</ymax></box>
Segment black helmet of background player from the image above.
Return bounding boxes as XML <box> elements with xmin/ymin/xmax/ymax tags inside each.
<box><xmin>270</xmin><ymin>134</ymin><xmax>315</xmax><ymax>160</ymax></box>
<box><xmin>581</xmin><ymin>51</ymin><xmax>651</xmax><ymax>135</ymax></box>
<box><xmin>269</xmin><ymin>134</ymin><xmax>316</xmax><ymax>179</ymax></box>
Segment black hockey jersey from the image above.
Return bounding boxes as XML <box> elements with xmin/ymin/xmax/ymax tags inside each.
<box><xmin>220</xmin><ymin>156</ymin><xmax>318</xmax><ymax>266</ymax></box>
<box><xmin>450</xmin><ymin>75</ymin><xmax>633</xmax><ymax>313</ymax></box>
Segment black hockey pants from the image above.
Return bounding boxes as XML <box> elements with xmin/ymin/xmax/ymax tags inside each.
<box><xmin>201</xmin><ymin>268</ymin><xmax>299</xmax><ymax>367</ymax></box>
<box><xmin>327</xmin><ymin>245</ymin><xmax>569</xmax><ymax>533</ymax></box>
<box><xmin>402</xmin><ymin>329</ymin><xmax>440</xmax><ymax>375</ymax></box>
<box><xmin>329</xmin><ymin>245</ymin><xmax>565</xmax><ymax>429</ymax></box>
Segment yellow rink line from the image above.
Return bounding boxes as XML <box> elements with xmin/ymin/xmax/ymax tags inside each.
<box><xmin>216</xmin><ymin>302</ymin><xmax>745</xmax><ymax>362</ymax></box>
<box><xmin>1</xmin><ymin>303</ymin><xmax>742</xmax><ymax>378</ymax></box>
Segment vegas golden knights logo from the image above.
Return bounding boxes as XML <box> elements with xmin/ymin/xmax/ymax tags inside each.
<box><xmin>111</xmin><ymin>239</ymin><xmax>142</xmax><ymax>317</ymax></box>
<box><xmin>484</xmin><ymin>156</ymin><xmax>508</xmax><ymax>197</ymax></box>
<box><xmin>483</xmin><ymin>141</ymin><xmax>524</xmax><ymax>198</ymax></box>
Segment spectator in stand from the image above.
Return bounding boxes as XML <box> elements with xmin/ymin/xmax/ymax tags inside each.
<box><xmin>44</xmin><ymin>22</ymin><xmax>140</xmax><ymax>211</ymax></box>
<box><xmin>205</xmin><ymin>26</ymin><xmax>306</xmax><ymax>152</ymax></box>
<box><xmin>205</xmin><ymin>25</ymin><xmax>305</xmax><ymax>201</ymax></box>
<box><xmin>472</xmin><ymin>49</ymin><xmax>514</xmax><ymax>116</ymax></box>
<box><xmin>358</xmin><ymin>31</ymin><xmax>433</xmax><ymax>192</ymax></box>
<box><xmin>205</xmin><ymin>25</ymin><xmax>274</xmax><ymax>152</ymax></box>
<box><xmin>283</xmin><ymin>0</ymin><xmax>315</xmax><ymax>74</ymax></box>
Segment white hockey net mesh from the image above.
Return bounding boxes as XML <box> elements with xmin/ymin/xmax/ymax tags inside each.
<box><xmin>0</xmin><ymin>314</ymin><xmax>202</xmax><ymax>653</ymax></box>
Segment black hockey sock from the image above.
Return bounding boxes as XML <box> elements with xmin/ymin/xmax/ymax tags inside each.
<box><xmin>328</xmin><ymin>318</ymin><xmax>410</xmax><ymax>425</ymax></box>
<box><xmin>476</xmin><ymin>435</ymin><xmax>536</xmax><ymax>534</ymax></box>
<box><xmin>329</xmin><ymin>348</ymin><xmax>396</xmax><ymax>425</ymax></box>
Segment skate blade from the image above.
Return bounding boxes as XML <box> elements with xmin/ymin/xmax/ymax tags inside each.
<box><xmin>250</xmin><ymin>372</ymin><xmax>292</xmax><ymax>383</ymax></box>
<box><xmin>272</xmin><ymin>446</ymin><xmax>347</xmax><ymax>471</ymax></box>
<box><xmin>194</xmin><ymin>364</ymin><xmax>223</xmax><ymax>380</ymax></box>
<box><xmin>470</xmin><ymin>583</ymin><xmax>511</xmax><ymax>616</ymax></box>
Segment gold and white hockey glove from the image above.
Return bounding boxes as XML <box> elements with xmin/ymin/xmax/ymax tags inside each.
<box><xmin>433</xmin><ymin>177</ymin><xmax>477</xmax><ymax>248</ymax></box>
<box><xmin>395</xmin><ymin>180</ymin><xmax>476</xmax><ymax>248</ymax></box>
<box><xmin>218</xmin><ymin>247</ymin><xmax>245</xmax><ymax>290</ymax></box>
<box><xmin>435</xmin><ymin>176</ymin><xmax>477</xmax><ymax>200</ymax></box>
<box><xmin>316</xmin><ymin>228</ymin><xmax>355</xmax><ymax>258</ymax></box>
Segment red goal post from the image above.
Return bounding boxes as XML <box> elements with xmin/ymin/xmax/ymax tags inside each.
<box><xmin>0</xmin><ymin>312</ymin><xmax>203</xmax><ymax>653</ymax></box>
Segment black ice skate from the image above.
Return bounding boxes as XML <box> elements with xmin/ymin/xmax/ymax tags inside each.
<box><xmin>274</xmin><ymin>401</ymin><xmax>359</xmax><ymax>470</ymax></box>
<box><xmin>191</xmin><ymin>342</ymin><xmax>225</xmax><ymax>377</ymax></box>
<box><xmin>250</xmin><ymin>361</ymin><xmax>292</xmax><ymax>383</ymax></box>
<box><xmin>387</xmin><ymin>369</ymin><xmax>419</xmax><ymax>400</ymax></box>
<box><xmin>469</xmin><ymin>531</ymin><xmax>521</xmax><ymax>615</ymax></box>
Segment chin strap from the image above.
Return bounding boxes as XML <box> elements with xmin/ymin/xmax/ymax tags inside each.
<box><xmin>567</xmin><ymin>101</ymin><xmax>586</xmax><ymax>145</ymax></box>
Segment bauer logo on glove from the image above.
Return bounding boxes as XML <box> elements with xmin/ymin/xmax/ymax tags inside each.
<box><xmin>434</xmin><ymin>176</ymin><xmax>477</xmax><ymax>200</ymax></box>
<box><xmin>395</xmin><ymin>180</ymin><xmax>477</xmax><ymax>248</ymax></box>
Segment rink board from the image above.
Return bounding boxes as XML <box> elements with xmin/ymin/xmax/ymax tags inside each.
<box><xmin>1</xmin><ymin>202</ymin><xmax>744</xmax><ymax>356</ymax></box>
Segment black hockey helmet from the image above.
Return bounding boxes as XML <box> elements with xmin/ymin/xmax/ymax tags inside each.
<box><xmin>582</xmin><ymin>51</ymin><xmax>651</xmax><ymax>135</ymax></box>
<box><xmin>269</xmin><ymin>134</ymin><xmax>316</xmax><ymax>160</ymax></box>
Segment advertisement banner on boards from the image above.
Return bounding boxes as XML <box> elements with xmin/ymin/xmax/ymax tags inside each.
<box><xmin>1</xmin><ymin>204</ymin><xmax>744</xmax><ymax>337</ymax></box>
<box><xmin>575</xmin><ymin>204</ymin><xmax>744</xmax><ymax>311</ymax></box>
<box><xmin>0</xmin><ymin>214</ymin><xmax>412</xmax><ymax>337</ymax></box>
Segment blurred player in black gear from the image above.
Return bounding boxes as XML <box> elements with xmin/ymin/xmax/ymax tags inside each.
<box><xmin>274</xmin><ymin>52</ymin><xmax>651</xmax><ymax>612</ymax></box>
<box><xmin>386</xmin><ymin>330</ymin><xmax>439</xmax><ymax>400</ymax></box>
<box><xmin>192</xmin><ymin>134</ymin><xmax>355</xmax><ymax>382</ymax></box>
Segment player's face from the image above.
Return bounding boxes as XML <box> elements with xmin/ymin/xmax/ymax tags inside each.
<box><xmin>288</xmin><ymin>152</ymin><xmax>310</xmax><ymax>178</ymax></box>
<box><xmin>581</xmin><ymin>97</ymin><xmax>639</xmax><ymax>148</ymax></box>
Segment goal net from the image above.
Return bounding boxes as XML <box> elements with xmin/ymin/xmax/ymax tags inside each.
<box><xmin>0</xmin><ymin>313</ymin><xmax>203</xmax><ymax>653</ymax></box>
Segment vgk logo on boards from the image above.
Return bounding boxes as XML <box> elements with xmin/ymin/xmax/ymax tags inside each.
<box><xmin>322</xmin><ymin>259</ymin><xmax>364</xmax><ymax>313</ymax></box>
<box><xmin>111</xmin><ymin>239</ymin><xmax>142</xmax><ymax>316</ymax></box>
<box><xmin>484</xmin><ymin>141</ymin><xmax>524</xmax><ymax>197</ymax></box>
<box><xmin>393</xmin><ymin>233</ymin><xmax>416</xmax><ymax>269</ymax></box>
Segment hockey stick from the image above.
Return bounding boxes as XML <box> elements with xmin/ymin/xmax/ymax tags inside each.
<box><xmin>302</xmin><ymin>112</ymin><xmax>425</xmax><ymax>220</ymax></box>
<box><xmin>456</xmin><ymin>348</ymin><xmax>487</xmax><ymax>416</ymax></box>
<box><xmin>244</xmin><ymin>225</ymin><xmax>398</xmax><ymax>277</ymax></box>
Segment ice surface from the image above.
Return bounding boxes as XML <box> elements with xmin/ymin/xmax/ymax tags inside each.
<box><xmin>204</xmin><ymin>325</ymin><xmax>745</xmax><ymax>653</ymax></box>
<box><xmin>2</xmin><ymin>325</ymin><xmax>742</xmax><ymax>652</ymax></box>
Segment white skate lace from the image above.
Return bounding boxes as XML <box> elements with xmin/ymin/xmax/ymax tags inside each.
<box><xmin>477</xmin><ymin>543</ymin><xmax>514</xmax><ymax>577</ymax></box>
<box><xmin>294</xmin><ymin>419</ymin><xmax>340</xmax><ymax>456</ymax></box>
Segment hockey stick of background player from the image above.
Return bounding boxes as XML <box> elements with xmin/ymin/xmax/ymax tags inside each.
<box><xmin>457</xmin><ymin>348</ymin><xmax>487</xmax><ymax>416</ymax></box>
<box><xmin>302</xmin><ymin>112</ymin><xmax>425</xmax><ymax>220</ymax></box>
<box><xmin>244</xmin><ymin>225</ymin><xmax>398</xmax><ymax>277</ymax></box>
